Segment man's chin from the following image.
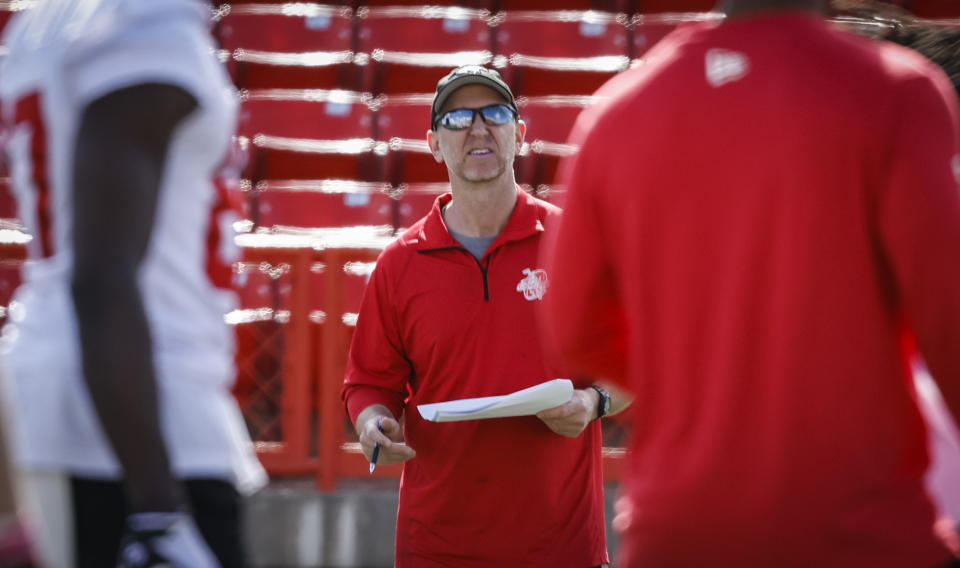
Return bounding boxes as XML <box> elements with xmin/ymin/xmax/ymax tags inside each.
<box><xmin>459</xmin><ymin>166</ymin><xmax>505</xmax><ymax>184</ymax></box>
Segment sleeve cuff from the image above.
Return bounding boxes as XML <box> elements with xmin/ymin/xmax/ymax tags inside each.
<box><xmin>343</xmin><ymin>385</ymin><xmax>406</xmax><ymax>425</ymax></box>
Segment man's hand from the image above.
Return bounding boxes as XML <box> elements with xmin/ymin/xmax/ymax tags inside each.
<box><xmin>356</xmin><ymin>405</ymin><xmax>416</xmax><ymax>466</ymax></box>
<box><xmin>536</xmin><ymin>388</ymin><xmax>598</xmax><ymax>438</ymax></box>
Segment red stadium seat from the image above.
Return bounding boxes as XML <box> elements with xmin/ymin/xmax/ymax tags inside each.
<box><xmin>631</xmin><ymin>12</ymin><xmax>720</xmax><ymax>57</ymax></box>
<box><xmin>374</xmin><ymin>94</ymin><xmax>449</xmax><ymax>185</ymax></box>
<box><xmin>252</xmin><ymin>179</ymin><xmax>395</xmax><ymax>229</ymax></box>
<box><xmin>225</xmin><ymin>49</ymin><xmax>360</xmax><ymax>90</ymax></box>
<box><xmin>515</xmin><ymin>95</ymin><xmax>590</xmax><ymax>186</ymax></box>
<box><xmin>236</xmin><ymin>90</ymin><xmax>391</xmax><ymax>229</ymax></box>
<box><xmin>518</xmin><ymin>94</ymin><xmax>591</xmax><ymax>144</ymax></box>
<box><xmin>245</xmin><ymin>136</ymin><xmax>383</xmax><ymax>185</ymax></box>
<box><xmin>238</xmin><ymin>89</ymin><xmax>375</xmax><ymax>141</ymax></box>
<box><xmin>356</xmin><ymin>6</ymin><xmax>493</xmax><ymax>53</ymax></box>
<box><xmin>519</xmin><ymin>139</ymin><xmax>578</xmax><ymax>188</ymax></box>
<box><xmin>374</xmin><ymin>93</ymin><xmax>433</xmax><ymax>141</ymax></box>
<box><xmin>395</xmin><ymin>183</ymin><xmax>447</xmax><ymax>229</ymax></box>
<box><xmin>498</xmin><ymin>53</ymin><xmax>628</xmax><ymax>96</ymax></box>
<box><xmin>633</xmin><ymin>0</ymin><xmax>715</xmax><ymax>12</ymax></box>
<box><xmin>361</xmin><ymin>48</ymin><xmax>494</xmax><ymax>95</ymax></box>
<box><xmin>355</xmin><ymin>6</ymin><xmax>493</xmax><ymax>95</ymax></box>
<box><xmin>226</xmin><ymin>48</ymin><xmax>360</xmax><ymax>91</ymax></box>
<box><xmin>215</xmin><ymin>4</ymin><xmax>360</xmax><ymax>89</ymax></box>
<box><xmin>215</xmin><ymin>3</ymin><xmax>354</xmax><ymax>53</ymax></box>
<box><xmin>492</xmin><ymin>11</ymin><xmax>630</xmax><ymax>95</ymax></box>
<box><xmin>360</xmin><ymin>0</ymin><xmax>490</xmax><ymax>7</ymax></box>
<box><xmin>493</xmin><ymin>10</ymin><xmax>630</xmax><ymax>58</ymax></box>
<box><xmin>381</xmin><ymin>137</ymin><xmax>447</xmax><ymax>186</ymax></box>
<box><xmin>496</xmin><ymin>0</ymin><xmax>628</xmax><ymax>12</ymax></box>
<box><xmin>236</xmin><ymin>89</ymin><xmax>381</xmax><ymax>184</ymax></box>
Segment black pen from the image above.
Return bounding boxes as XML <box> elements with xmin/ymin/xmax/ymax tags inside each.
<box><xmin>369</xmin><ymin>416</ymin><xmax>385</xmax><ymax>475</ymax></box>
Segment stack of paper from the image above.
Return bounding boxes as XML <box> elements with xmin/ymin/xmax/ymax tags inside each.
<box><xmin>417</xmin><ymin>378</ymin><xmax>574</xmax><ymax>423</ymax></box>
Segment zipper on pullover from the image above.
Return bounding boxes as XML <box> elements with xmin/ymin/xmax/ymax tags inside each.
<box><xmin>475</xmin><ymin>255</ymin><xmax>491</xmax><ymax>302</ymax></box>
<box><xmin>417</xmin><ymin>247</ymin><xmax>492</xmax><ymax>302</ymax></box>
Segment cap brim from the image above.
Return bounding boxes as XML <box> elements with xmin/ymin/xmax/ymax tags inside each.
<box><xmin>432</xmin><ymin>75</ymin><xmax>516</xmax><ymax>122</ymax></box>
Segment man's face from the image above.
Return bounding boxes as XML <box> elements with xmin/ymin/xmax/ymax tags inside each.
<box><xmin>428</xmin><ymin>84</ymin><xmax>525</xmax><ymax>185</ymax></box>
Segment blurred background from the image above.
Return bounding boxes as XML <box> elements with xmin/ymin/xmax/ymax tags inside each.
<box><xmin>0</xmin><ymin>0</ymin><xmax>957</xmax><ymax>565</ymax></box>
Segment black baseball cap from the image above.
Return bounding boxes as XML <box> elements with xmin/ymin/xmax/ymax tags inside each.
<box><xmin>430</xmin><ymin>65</ymin><xmax>519</xmax><ymax>129</ymax></box>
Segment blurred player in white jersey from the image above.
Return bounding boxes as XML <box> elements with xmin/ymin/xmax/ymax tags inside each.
<box><xmin>0</xmin><ymin>416</ymin><xmax>34</xmax><ymax>566</ymax></box>
<box><xmin>0</xmin><ymin>1</ymin><xmax>266</xmax><ymax>566</ymax></box>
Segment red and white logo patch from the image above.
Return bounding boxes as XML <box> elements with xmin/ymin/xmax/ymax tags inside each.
<box><xmin>516</xmin><ymin>268</ymin><xmax>549</xmax><ymax>301</ymax></box>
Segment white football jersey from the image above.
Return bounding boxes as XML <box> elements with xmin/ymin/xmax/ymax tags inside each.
<box><xmin>0</xmin><ymin>0</ymin><xmax>265</xmax><ymax>493</ymax></box>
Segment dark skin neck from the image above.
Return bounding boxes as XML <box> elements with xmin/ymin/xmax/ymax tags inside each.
<box><xmin>716</xmin><ymin>0</ymin><xmax>828</xmax><ymax>18</ymax></box>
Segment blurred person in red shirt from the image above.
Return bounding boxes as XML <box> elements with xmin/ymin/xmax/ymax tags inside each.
<box><xmin>540</xmin><ymin>0</ymin><xmax>960</xmax><ymax>566</ymax></box>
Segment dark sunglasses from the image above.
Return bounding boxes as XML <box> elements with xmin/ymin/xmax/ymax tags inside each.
<box><xmin>435</xmin><ymin>104</ymin><xmax>517</xmax><ymax>131</ymax></box>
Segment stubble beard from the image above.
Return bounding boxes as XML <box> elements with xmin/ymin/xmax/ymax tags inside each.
<box><xmin>455</xmin><ymin>151</ymin><xmax>513</xmax><ymax>185</ymax></box>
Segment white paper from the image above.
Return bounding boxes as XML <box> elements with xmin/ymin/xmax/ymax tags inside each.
<box><xmin>417</xmin><ymin>379</ymin><xmax>574</xmax><ymax>423</ymax></box>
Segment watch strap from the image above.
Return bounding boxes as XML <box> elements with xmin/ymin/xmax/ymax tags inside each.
<box><xmin>588</xmin><ymin>385</ymin><xmax>611</xmax><ymax>420</ymax></box>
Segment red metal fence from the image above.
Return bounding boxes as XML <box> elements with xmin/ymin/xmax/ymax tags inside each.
<box><xmin>230</xmin><ymin>227</ymin><xmax>629</xmax><ymax>491</ymax></box>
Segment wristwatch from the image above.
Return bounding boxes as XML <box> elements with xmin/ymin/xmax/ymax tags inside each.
<box><xmin>589</xmin><ymin>385</ymin><xmax>611</xmax><ymax>420</ymax></box>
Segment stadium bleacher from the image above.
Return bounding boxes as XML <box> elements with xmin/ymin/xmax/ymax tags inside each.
<box><xmin>0</xmin><ymin>0</ymin><xmax>957</xmax><ymax>492</ymax></box>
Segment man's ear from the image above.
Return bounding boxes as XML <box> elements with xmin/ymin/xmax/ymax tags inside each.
<box><xmin>515</xmin><ymin>119</ymin><xmax>527</xmax><ymax>150</ymax></box>
<box><xmin>427</xmin><ymin>129</ymin><xmax>444</xmax><ymax>164</ymax></box>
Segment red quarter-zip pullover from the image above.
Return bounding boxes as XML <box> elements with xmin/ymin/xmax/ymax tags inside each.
<box><xmin>343</xmin><ymin>187</ymin><xmax>608</xmax><ymax>568</ymax></box>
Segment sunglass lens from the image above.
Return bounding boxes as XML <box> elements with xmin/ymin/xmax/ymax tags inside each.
<box><xmin>440</xmin><ymin>109</ymin><xmax>475</xmax><ymax>130</ymax></box>
<box><xmin>438</xmin><ymin>105</ymin><xmax>514</xmax><ymax>130</ymax></box>
<box><xmin>480</xmin><ymin>105</ymin><xmax>513</xmax><ymax>125</ymax></box>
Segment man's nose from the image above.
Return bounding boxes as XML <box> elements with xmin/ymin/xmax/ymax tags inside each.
<box><xmin>467</xmin><ymin>110</ymin><xmax>491</xmax><ymax>133</ymax></box>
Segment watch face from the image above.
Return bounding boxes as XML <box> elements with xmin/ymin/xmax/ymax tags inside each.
<box><xmin>593</xmin><ymin>386</ymin><xmax>611</xmax><ymax>418</ymax></box>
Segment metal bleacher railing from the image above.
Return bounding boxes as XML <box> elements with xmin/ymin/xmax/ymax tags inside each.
<box><xmin>0</xmin><ymin>0</ymin><xmax>957</xmax><ymax>493</ymax></box>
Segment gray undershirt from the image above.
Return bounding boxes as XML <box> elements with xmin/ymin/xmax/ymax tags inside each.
<box><xmin>449</xmin><ymin>229</ymin><xmax>496</xmax><ymax>261</ymax></box>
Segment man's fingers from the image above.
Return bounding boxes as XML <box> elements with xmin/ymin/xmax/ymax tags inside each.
<box><xmin>536</xmin><ymin>399</ymin><xmax>592</xmax><ymax>438</ymax></box>
<box><xmin>546</xmin><ymin>405</ymin><xmax>581</xmax><ymax>420</ymax></box>
<box><xmin>380</xmin><ymin>417</ymin><xmax>406</xmax><ymax>441</ymax></box>
<box><xmin>537</xmin><ymin>403</ymin><xmax>572</xmax><ymax>419</ymax></box>
<box><xmin>361</xmin><ymin>428</ymin><xmax>393</xmax><ymax>455</ymax></box>
<box><xmin>382</xmin><ymin>443</ymin><xmax>416</xmax><ymax>465</ymax></box>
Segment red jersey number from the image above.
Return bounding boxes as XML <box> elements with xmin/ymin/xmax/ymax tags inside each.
<box><xmin>9</xmin><ymin>92</ymin><xmax>54</xmax><ymax>258</ymax></box>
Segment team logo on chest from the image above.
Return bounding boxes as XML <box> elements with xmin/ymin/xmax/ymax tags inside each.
<box><xmin>516</xmin><ymin>268</ymin><xmax>549</xmax><ymax>301</ymax></box>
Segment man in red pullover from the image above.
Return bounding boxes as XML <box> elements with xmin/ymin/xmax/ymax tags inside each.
<box><xmin>342</xmin><ymin>66</ymin><xmax>630</xmax><ymax>567</ymax></box>
<box><xmin>541</xmin><ymin>0</ymin><xmax>960</xmax><ymax>566</ymax></box>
